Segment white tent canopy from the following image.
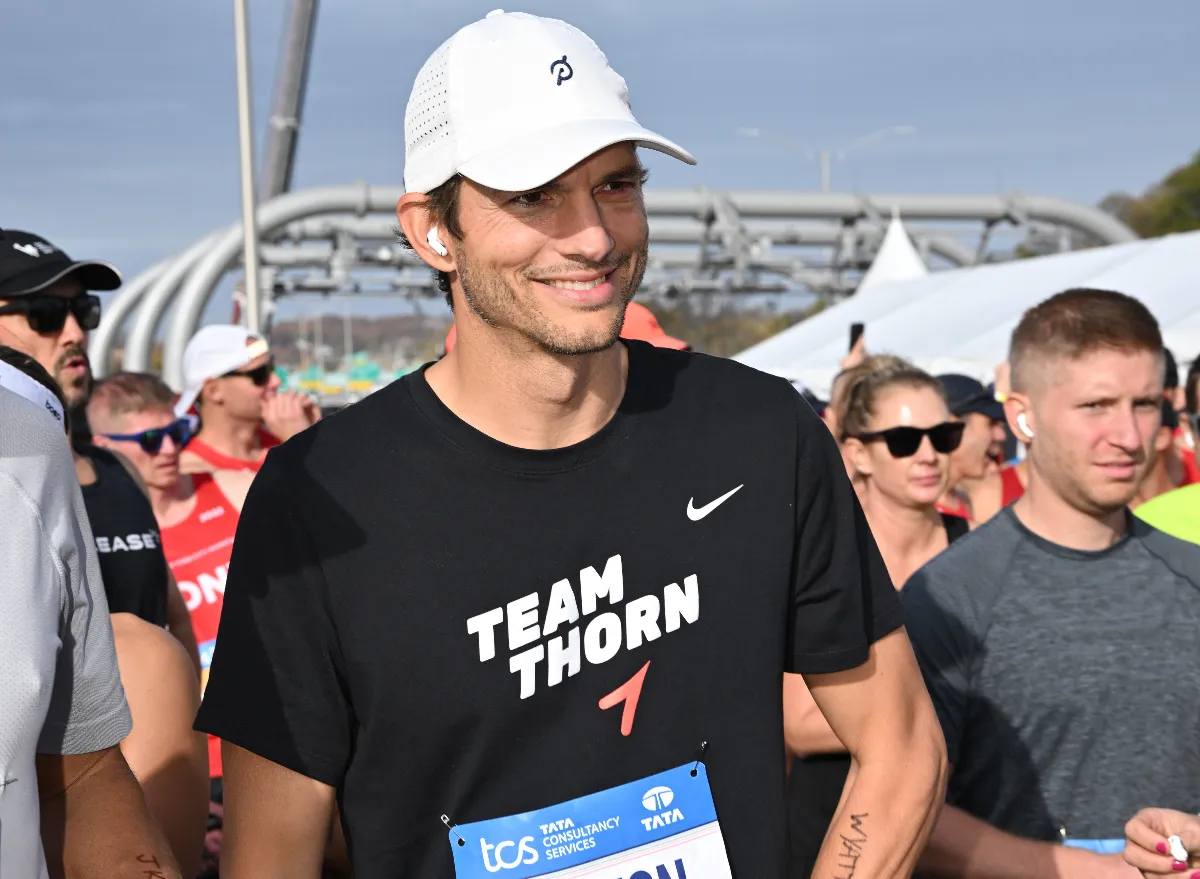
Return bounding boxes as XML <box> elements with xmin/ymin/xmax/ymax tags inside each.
<box><xmin>857</xmin><ymin>213</ymin><xmax>928</xmax><ymax>292</ymax></box>
<box><xmin>735</xmin><ymin>229</ymin><xmax>1200</xmax><ymax>398</ymax></box>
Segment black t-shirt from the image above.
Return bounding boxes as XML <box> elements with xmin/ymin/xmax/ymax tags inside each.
<box><xmin>786</xmin><ymin>512</ymin><xmax>968</xmax><ymax>877</ymax></box>
<box><xmin>195</xmin><ymin>341</ymin><xmax>901</xmax><ymax>878</ymax></box>
<box><xmin>79</xmin><ymin>445</ymin><xmax>169</xmax><ymax>626</ymax></box>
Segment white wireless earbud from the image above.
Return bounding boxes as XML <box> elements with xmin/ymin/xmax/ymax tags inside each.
<box><xmin>1016</xmin><ymin>413</ymin><xmax>1034</xmax><ymax>439</ymax></box>
<box><xmin>426</xmin><ymin>227</ymin><xmax>448</xmax><ymax>257</ymax></box>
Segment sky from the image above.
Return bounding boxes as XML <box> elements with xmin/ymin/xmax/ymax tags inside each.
<box><xmin>2</xmin><ymin>0</ymin><xmax>1198</xmax><ymax>325</ymax></box>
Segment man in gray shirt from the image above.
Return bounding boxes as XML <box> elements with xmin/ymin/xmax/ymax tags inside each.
<box><xmin>903</xmin><ymin>288</ymin><xmax>1200</xmax><ymax>879</ymax></box>
<box><xmin>0</xmin><ymin>376</ymin><xmax>180</xmax><ymax>878</ymax></box>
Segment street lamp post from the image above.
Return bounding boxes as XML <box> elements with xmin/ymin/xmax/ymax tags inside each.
<box><xmin>737</xmin><ymin>125</ymin><xmax>915</xmax><ymax>192</ymax></box>
<box><xmin>233</xmin><ymin>0</ymin><xmax>263</xmax><ymax>334</ymax></box>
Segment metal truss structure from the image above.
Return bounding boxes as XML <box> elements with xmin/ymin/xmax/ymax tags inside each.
<box><xmin>93</xmin><ymin>183</ymin><xmax>1136</xmax><ymax>387</ymax></box>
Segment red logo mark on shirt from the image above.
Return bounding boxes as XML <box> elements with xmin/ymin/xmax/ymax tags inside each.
<box><xmin>599</xmin><ymin>661</ymin><xmax>651</xmax><ymax>736</ymax></box>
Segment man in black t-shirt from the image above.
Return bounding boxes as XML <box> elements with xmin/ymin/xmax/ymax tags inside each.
<box><xmin>195</xmin><ymin>12</ymin><xmax>947</xmax><ymax>879</ymax></box>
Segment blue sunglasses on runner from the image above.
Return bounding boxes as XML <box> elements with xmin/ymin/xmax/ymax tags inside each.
<box><xmin>103</xmin><ymin>417</ymin><xmax>193</xmax><ymax>454</ymax></box>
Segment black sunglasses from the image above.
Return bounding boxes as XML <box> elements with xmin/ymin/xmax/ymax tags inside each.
<box><xmin>0</xmin><ymin>294</ymin><xmax>101</xmax><ymax>334</ymax></box>
<box><xmin>102</xmin><ymin>417</ymin><xmax>193</xmax><ymax>455</ymax></box>
<box><xmin>223</xmin><ymin>358</ymin><xmax>275</xmax><ymax>387</ymax></box>
<box><xmin>852</xmin><ymin>421</ymin><xmax>966</xmax><ymax>458</ymax></box>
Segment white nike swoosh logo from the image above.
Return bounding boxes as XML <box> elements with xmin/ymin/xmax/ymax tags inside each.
<box><xmin>687</xmin><ymin>485</ymin><xmax>744</xmax><ymax>521</ymax></box>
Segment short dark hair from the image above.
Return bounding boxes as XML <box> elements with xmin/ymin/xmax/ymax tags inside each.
<box><xmin>1009</xmin><ymin>288</ymin><xmax>1163</xmax><ymax>392</ymax></box>
<box><xmin>395</xmin><ymin>175</ymin><xmax>464</xmax><ymax>309</ymax></box>
<box><xmin>1186</xmin><ymin>356</ymin><xmax>1200</xmax><ymax>414</ymax></box>
<box><xmin>0</xmin><ymin>344</ymin><xmax>69</xmax><ymax>433</ymax></box>
<box><xmin>1164</xmin><ymin>347</ymin><xmax>1179</xmax><ymax>390</ymax></box>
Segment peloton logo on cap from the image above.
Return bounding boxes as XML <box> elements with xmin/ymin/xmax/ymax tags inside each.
<box><xmin>550</xmin><ymin>55</ymin><xmax>573</xmax><ymax>86</ymax></box>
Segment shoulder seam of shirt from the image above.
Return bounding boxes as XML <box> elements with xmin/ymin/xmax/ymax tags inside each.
<box><xmin>0</xmin><ymin>470</ymin><xmax>68</xmax><ymax>604</ymax></box>
<box><xmin>1133</xmin><ymin>527</ymin><xmax>1200</xmax><ymax>594</ymax></box>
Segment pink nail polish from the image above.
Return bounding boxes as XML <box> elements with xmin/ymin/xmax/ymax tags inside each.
<box><xmin>1172</xmin><ymin>860</ymin><xmax>1187</xmax><ymax>872</ymax></box>
<box><xmin>1190</xmin><ymin>871</ymin><xmax>1200</xmax><ymax>879</ymax></box>
<box><xmin>1159</xmin><ymin>842</ymin><xmax>1169</xmax><ymax>854</ymax></box>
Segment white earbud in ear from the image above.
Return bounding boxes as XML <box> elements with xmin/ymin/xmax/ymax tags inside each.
<box><xmin>1017</xmin><ymin>412</ymin><xmax>1034</xmax><ymax>439</ymax></box>
<box><xmin>426</xmin><ymin>227</ymin><xmax>448</xmax><ymax>257</ymax></box>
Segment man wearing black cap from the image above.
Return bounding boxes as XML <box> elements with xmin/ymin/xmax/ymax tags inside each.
<box><xmin>0</xmin><ymin>227</ymin><xmax>207</xmax><ymax>871</ymax></box>
<box><xmin>0</xmin><ymin>228</ymin><xmax>196</xmax><ymax>641</ymax></box>
<box><xmin>0</xmin><ymin>229</ymin><xmax>119</xmax><ymax>409</ymax></box>
<box><xmin>937</xmin><ymin>374</ymin><xmax>1008</xmax><ymax>522</ymax></box>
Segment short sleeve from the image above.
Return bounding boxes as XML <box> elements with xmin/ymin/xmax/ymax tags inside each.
<box><xmin>194</xmin><ymin>452</ymin><xmax>351</xmax><ymax>786</ymax></box>
<box><xmin>899</xmin><ymin>567</ymin><xmax>975</xmax><ymax>765</ymax></box>
<box><xmin>786</xmin><ymin>395</ymin><xmax>902</xmax><ymax>674</ymax></box>
<box><xmin>37</xmin><ymin>434</ymin><xmax>131</xmax><ymax>754</ymax></box>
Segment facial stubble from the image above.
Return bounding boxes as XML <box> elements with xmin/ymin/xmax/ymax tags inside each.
<box><xmin>456</xmin><ymin>240</ymin><xmax>648</xmax><ymax>357</ymax></box>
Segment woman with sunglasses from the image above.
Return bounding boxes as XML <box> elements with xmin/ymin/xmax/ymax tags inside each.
<box><xmin>786</xmin><ymin>358</ymin><xmax>966</xmax><ymax>879</ymax></box>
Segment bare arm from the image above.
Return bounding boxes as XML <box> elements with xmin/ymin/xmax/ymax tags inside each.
<box><xmin>783</xmin><ymin>672</ymin><xmax>846</xmax><ymax>757</ymax></box>
<box><xmin>803</xmin><ymin>627</ymin><xmax>949</xmax><ymax>879</ymax></box>
<box><xmin>164</xmin><ymin>569</ymin><xmax>201</xmax><ymax>678</ymax></box>
<box><xmin>918</xmin><ymin>802</ymin><xmax>1138</xmax><ymax>879</ymax></box>
<box><xmin>219</xmin><ymin>743</ymin><xmax>337</xmax><ymax>878</ymax></box>
<box><xmin>37</xmin><ymin>746</ymin><xmax>182</xmax><ymax>879</ymax></box>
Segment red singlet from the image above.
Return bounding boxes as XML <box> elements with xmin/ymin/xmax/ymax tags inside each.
<box><xmin>1000</xmin><ymin>465</ymin><xmax>1026</xmax><ymax>507</ymax></box>
<box><xmin>160</xmin><ymin>474</ymin><xmax>240</xmax><ymax>777</ymax></box>
<box><xmin>185</xmin><ymin>428</ymin><xmax>279</xmax><ymax>473</ymax></box>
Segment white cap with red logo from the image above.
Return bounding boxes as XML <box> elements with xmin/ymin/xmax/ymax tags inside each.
<box><xmin>174</xmin><ymin>324</ymin><xmax>270</xmax><ymax>417</ymax></box>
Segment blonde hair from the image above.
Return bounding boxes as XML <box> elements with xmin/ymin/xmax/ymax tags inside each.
<box><xmin>87</xmin><ymin>372</ymin><xmax>177</xmax><ymax>434</ymax></box>
<box><xmin>839</xmin><ymin>356</ymin><xmax>946</xmax><ymax>442</ymax></box>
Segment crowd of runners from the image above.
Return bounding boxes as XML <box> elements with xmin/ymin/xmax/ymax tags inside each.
<box><xmin>3</xmin><ymin>9</ymin><xmax>1200</xmax><ymax>879</ymax></box>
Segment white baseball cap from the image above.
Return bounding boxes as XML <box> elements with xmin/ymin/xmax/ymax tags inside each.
<box><xmin>174</xmin><ymin>324</ymin><xmax>270</xmax><ymax>417</ymax></box>
<box><xmin>403</xmin><ymin>9</ymin><xmax>695</xmax><ymax>194</ymax></box>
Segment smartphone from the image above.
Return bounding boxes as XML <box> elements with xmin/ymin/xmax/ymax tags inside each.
<box><xmin>849</xmin><ymin>322</ymin><xmax>865</xmax><ymax>352</ymax></box>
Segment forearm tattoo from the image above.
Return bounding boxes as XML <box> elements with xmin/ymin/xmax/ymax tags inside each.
<box><xmin>833</xmin><ymin>812</ymin><xmax>868</xmax><ymax>879</ymax></box>
<box><xmin>135</xmin><ymin>853</ymin><xmax>168</xmax><ymax>879</ymax></box>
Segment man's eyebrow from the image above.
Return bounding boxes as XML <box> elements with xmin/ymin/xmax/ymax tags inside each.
<box><xmin>484</xmin><ymin>163</ymin><xmax>648</xmax><ymax>200</ymax></box>
<box><xmin>599</xmin><ymin>164</ymin><xmax>649</xmax><ymax>185</ymax></box>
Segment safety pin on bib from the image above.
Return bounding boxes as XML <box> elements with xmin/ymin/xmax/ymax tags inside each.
<box><xmin>441</xmin><ymin>814</ymin><xmax>466</xmax><ymax>847</ymax></box>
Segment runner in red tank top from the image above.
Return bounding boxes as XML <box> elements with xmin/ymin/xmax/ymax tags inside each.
<box><xmin>160</xmin><ymin>473</ymin><xmax>245</xmax><ymax>773</ymax></box>
<box><xmin>173</xmin><ymin>325</ymin><xmax>318</xmax><ymax>475</ymax></box>
<box><xmin>158</xmin><ymin>469</ymin><xmax>252</xmax><ymax>777</ymax></box>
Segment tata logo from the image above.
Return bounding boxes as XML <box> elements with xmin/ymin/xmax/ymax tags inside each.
<box><xmin>640</xmin><ymin>785</ymin><xmax>684</xmax><ymax>831</ymax></box>
<box><xmin>641</xmin><ymin>786</ymin><xmax>674</xmax><ymax>811</ymax></box>
<box><xmin>550</xmin><ymin>55</ymin><xmax>572</xmax><ymax>86</ymax></box>
<box><xmin>480</xmin><ymin>836</ymin><xmax>537</xmax><ymax>872</ymax></box>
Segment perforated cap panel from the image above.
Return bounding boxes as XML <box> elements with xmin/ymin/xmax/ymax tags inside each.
<box><xmin>404</xmin><ymin>40</ymin><xmax>457</xmax><ymax>193</ymax></box>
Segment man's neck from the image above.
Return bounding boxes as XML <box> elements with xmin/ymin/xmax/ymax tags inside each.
<box><xmin>194</xmin><ymin>416</ymin><xmax>263</xmax><ymax>463</ymax></box>
<box><xmin>147</xmin><ymin>475</ymin><xmax>196</xmax><ymax>525</ymax></box>
<box><xmin>425</xmin><ymin>332</ymin><xmax>628</xmax><ymax>450</ymax></box>
<box><xmin>1012</xmin><ymin>466</ymin><xmax>1127</xmax><ymax>552</ymax></box>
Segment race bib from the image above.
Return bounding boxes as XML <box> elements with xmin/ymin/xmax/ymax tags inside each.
<box><xmin>448</xmin><ymin>763</ymin><xmax>733</xmax><ymax>878</ymax></box>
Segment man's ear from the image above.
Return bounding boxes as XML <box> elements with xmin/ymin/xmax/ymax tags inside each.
<box><xmin>397</xmin><ymin>193</ymin><xmax>456</xmax><ymax>274</ymax></box>
<box><xmin>1004</xmin><ymin>394</ymin><xmax>1034</xmax><ymax>444</ymax></box>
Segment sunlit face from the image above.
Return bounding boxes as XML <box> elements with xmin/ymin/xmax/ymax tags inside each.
<box><xmin>449</xmin><ymin>143</ymin><xmax>650</xmax><ymax>355</ymax></box>
<box><xmin>201</xmin><ymin>351</ymin><xmax>280</xmax><ymax>423</ymax></box>
<box><xmin>1025</xmin><ymin>348</ymin><xmax>1163</xmax><ymax>515</ymax></box>
<box><xmin>94</xmin><ymin>408</ymin><xmax>181</xmax><ymax>492</ymax></box>
<box><xmin>952</xmin><ymin>412</ymin><xmax>1007</xmax><ymax>481</ymax></box>
<box><xmin>853</xmin><ymin>384</ymin><xmax>953</xmax><ymax>508</ymax></box>
<box><xmin>0</xmin><ymin>277</ymin><xmax>92</xmax><ymax>408</ymax></box>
